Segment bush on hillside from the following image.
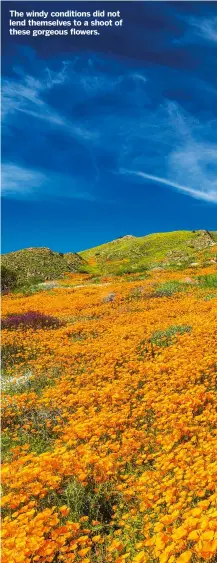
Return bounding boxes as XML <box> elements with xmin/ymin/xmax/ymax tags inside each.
<box><xmin>1</xmin><ymin>265</ymin><xmax>18</xmax><ymax>292</ymax></box>
<box><xmin>153</xmin><ymin>281</ymin><xmax>185</xmax><ymax>297</ymax></box>
<box><xmin>150</xmin><ymin>325</ymin><xmax>192</xmax><ymax>347</ymax></box>
<box><xmin>197</xmin><ymin>274</ymin><xmax>217</xmax><ymax>289</ymax></box>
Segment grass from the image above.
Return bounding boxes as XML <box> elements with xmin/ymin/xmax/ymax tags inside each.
<box><xmin>153</xmin><ymin>280</ymin><xmax>186</xmax><ymax>297</ymax></box>
<box><xmin>197</xmin><ymin>273</ymin><xmax>217</xmax><ymax>289</ymax></box>
<box><xmin>150</xmin><ymin>325</ymin><xmax>192</xmax><ymax>347</ymax></box>
<box><xmin>136</xmin><ymin>325</ymin><xmax>192</xmax><ymax>360</ymax></box>
<box><xmin>209</xmin><ymin>231</ymin><xmax>217</xmax><ymax>242</ymax></box>
<box><xmin>2</xmin><ymin>231</ymin><xmax>217</xmax><ymax>289</ymax></box>
<box><xmin>1</xmin><ymin>425</ymin><xmax>55</xmax><ymax>460</ymax></box>
<box><xmin>62</xmin><ymin>479</ymin><xmax>119</xmax><ymax>526</ymax></box>
<box><xmin>204</xmin><ymin>293</ymin><xmax>217</xmax><ymax>301</ymax></box>
<box><xmin>1</xmin><ymin>342</ymin><xmax>39</xmax><ymax>373</ymax></box>
<box><xmin>2</xmin><ymin>367</ymin><xmax>63</xmax><ymax>461</ymax></box>
<box><xmin>12</xmin><ymin>283</ymin><xmax>43</xmax><ymax>295</ymax></box>
<box><xmin>2</xmin><ymin>367</ymin><xmax>61</xmax><ymax>396</ymax></box>
<box><xmin>80</xmin><ymin>230</ymin><xmax>216</xmax><ymax>275</ymax></box>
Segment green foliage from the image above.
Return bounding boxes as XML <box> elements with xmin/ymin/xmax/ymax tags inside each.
<box><xmin>1</xmin><ymin>433</ymin><xmax>15</xmax><ymax>461</ymax></box>
<box><xmin>204</xmin><ymin>294</ymin><xmax>217</xmax><ymax>301</ymax></box>
<box><xmin>166</xmin><ymin>258</ymin><xmax>197</xmax><ymax>271</ymax></box>
<box><xmin>116</xmin><ymin>264</ymin><xmax>149</xmax><ymax>276</ymax></box>
<box><xmin>2</xmin><ymin>424</ymin><xmax>55</xmax><ymax>460</ymax></box>
<box><xmin>125</xmin><ymin>287</ymin><xmax>144</xmax><ymax>302</ymax></box>
<box><xmin>80</xmin><ymin>230</ymin><xmax>215</xmax><ymax>275</ymax></box>
<box><xmin>89</xmin><ymin>276</ymin><xmax>101</xmax><ymax>283</ymax></box>
<box><xmin>12</xmin><ymin>282</ymin><xmax>43</xmax><ymax>295</ymax></box>
<box><xmin>150</xmin><ymin>325</ymin><xmax>192</xmax><ymax>347</ymax></box>
<box><xmin>2</xmin><ymin>231</ymin><xmax>216</xmax><ymax>286</ymax></box>
<box><xmin>63</xmin><ymin>479</ymin><xmax>118</xmax><ymax>525</ymax></box>
<box><xmin>1</xmin><ymin>247</ymin><xmax>87</xmax><ymax>287</ymax></box>
<box><xmin>153</xmin><ymin>280</ymin><xmax>186</xmax><ymax>297</ymax></box>
<box><xmin>197</xmin><ymin>274</ymin><xmax>217</xmax><ymax>289</ymax></box>
<box><xmin>1</xmin><ymin>342</ymin><xmax>27</xmax><ymax>370</ymax></box>
<box><xmin>137</xmin><ymin>325</ymin><xmax>192</xmax><ymax>361</ymax></box>
<box><xmin>209</xmin><ymin>231</ymin><xmax>217</xmax><ymax>242</ymax></box>
<box><xmin>1</xmin><ymin>264</ymin><xmax>18</xmax><ymax>292</ymax></box>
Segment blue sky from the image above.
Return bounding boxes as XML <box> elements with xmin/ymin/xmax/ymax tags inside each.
<box><xmin>2</xmin><ymin>1</ymin><xmax>217</xmax><ymax>253</ymax></box>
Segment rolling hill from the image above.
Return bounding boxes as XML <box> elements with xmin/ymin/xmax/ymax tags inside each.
<box><xmin>1</xmin><ymin>247</ymin><xmax>87</xmax><ymax>288</ymax></box>
<box><xmin>80</xmin><ymin>229</ymin><xmax>217</xmax><ymax>274</ymax></box>
<box><xmin>1</xmin><ymin>230</ymin><xmax>217</xmax><ymax>290</ymax></box>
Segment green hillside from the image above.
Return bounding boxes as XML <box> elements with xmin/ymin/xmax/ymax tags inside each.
<box><xmin>1</xmin><ymin>247</ymin><xmax>87</xmax><ymax>287</ymax></box>
<box><xmin>210</xmin><ymin>231</ymin><xmax>217</xmax><ymax>243</ymax></box>
<box><xmin>80</xmin><ymin>230</ymin><xmax>217</xmax><ymax>274</ymax></box>
<box><xmin>2</xmin><ymin>230</ymin><xmax>216</xmax><ymax>291</ymax></box>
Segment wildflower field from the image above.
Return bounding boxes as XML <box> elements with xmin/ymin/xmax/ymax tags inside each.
<box><xmin>2</xmin><ymin>259</ymin><xmax>217</xmax><ymax>563</ymax></box>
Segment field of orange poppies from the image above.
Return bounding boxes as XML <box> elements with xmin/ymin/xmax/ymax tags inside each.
<box><xmin>2</xmin><ymin>262</ymin><xmax>217</xmax><ymax>563</ymax></box>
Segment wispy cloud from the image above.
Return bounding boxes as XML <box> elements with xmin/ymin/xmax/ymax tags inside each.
<box><xmin>2</xmin><ymin>50</ymin><xmax>217</xmax><ymax>205</ymax></box>
<box><xmin>2</xmin><ymin>63</ymin><xmax>98</xmax><ymax>139</ymax></box>
<box><xmin>118</xmin><ymin>100</ymin><xmax>217</xmax><ymax>204</ymax></box>
<box><xmin>2</xmin><ymin>164</ymin><xmax>46</xmax><ymax>196</ymax></box>
<box><xmin>188</xmin><ymin>16</ymin><xmax>217</xmax><ymax>43</ymax></box>
<box><xmin>1</xmin><ymin>163</ymin><xmax>99</xmax><ymax>202</ymax></box>
<box><xmin>120</xmin><ymin>169</ymin><xmax>217</xmax><ymax>203</ymax></box>
<box><xmin>2</xmin><ymin>66</ymin><xmax>66</xmax><ymax>119</ymax></box>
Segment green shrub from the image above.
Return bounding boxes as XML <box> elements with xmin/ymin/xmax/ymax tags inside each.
<box><xmin>12</xmin><ymin>283</ymin><xmax>42</xmax><ymax>296</ymax></box>
<box><xmin>1</xmin><ymin>265</ymin><xmax>18</xmax><ymax>292</ymax></box>
<box><xmin>116</xmin><ymin>264</ymin><xmax>149</xmax><ymax>276</ymax></box>
<box><xmin>204</xmin><ymin>294</ymin><xmax>217</xmax><ymax>301</ymax></box>
<box><xmin>116</xmin><ymin>265</ymin><xmax>136</xmax><ymax>276</ymax></box>
<box><xmin>153</xmin><ymin>281</ymin><xmax>185</xmax><ymax>297</ymax></box>
<box><xmin>63</xmin><ymin>479</ymin><xmax>119</xmax><ymax>525</ymax></box>
<box><xmin>197</xmin><ymin>274</ymin><xmax>217</xmax><ymax>289</ymax></box>
<box><xmin>1</xmin><ymin>342</ymin><xmax>27</xmax><ymax>370</ymax></box>
<box><xmin>129</xmin><ymin>287</ymin><xmax>144</xmax><ymax>300</ymax></box>
<box><xmin>150</xmin><ymin>325</ymin><xmax>192</xmax><ymax>347</ymax></box>
<box><xmin>90</xmin><ymin>276</ymin><xmax>101</xmax><ymax>284</ymax></box>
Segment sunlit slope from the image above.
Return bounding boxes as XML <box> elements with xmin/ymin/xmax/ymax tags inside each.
<box><xmin>2</xmin><ymin>231</ymin><xmax>216</xmax><ymax>288</ymax></box>
<box><xmin>210</xmin><ymin>231</ymin><xmax>217</xmax><ymax>242</ymax></box>
<box><xmin>80</xmin><ymin>230</ymin><xmax>216</xmax><ymax>273</ymax></box>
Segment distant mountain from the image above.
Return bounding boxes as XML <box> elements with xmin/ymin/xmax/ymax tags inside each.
<box><xmin>1</xmin><ymin>247</ymin><xmax>87</xmax><ymax>288</ymax></box>
<box><xmin>80</xmin><ymin>230</ymin><xmax>217</xmax><ymax>274</ymax></box>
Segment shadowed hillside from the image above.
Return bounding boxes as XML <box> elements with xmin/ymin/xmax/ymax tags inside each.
<box><xmin>1</xmin><ymin>247</ymin><xmax>87</xmax><ymax>288</ymax></box>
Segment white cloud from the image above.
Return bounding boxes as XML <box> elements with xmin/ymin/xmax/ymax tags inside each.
<box><xmin>1</xmin><ymin>163</ymin><xmax>99</xmax><ymax>201</ymax></box>
<box><xmin>2</xmin><ymin>63</ymin><xmax>98</xmax><ymax>140</ymax></box>
<box><xmin>119</xmin><ymin>101</ymin><xmax>217</xmax><ymax>204</ymax></box>
<box><xmin>168</xmin><ymin>142</ymin><xmax>217</xmax><ymax>203</ymax></box>
<box><xmin>120</xmin><ymin>168</ymin><xmax>217</xmax><ymax>203</ymax></box>
<box><xmin>132</xmin><ymin>73</ymin><xmax>147</xmax><ymax>84</ymax></box>
<box><xmin>2</xmin><ymin>73</ymin><xmax>66</xmax><ymax>128</ymax></box>
<box><xmin>1</xmin><ymin>164</ymin><xmax>46</xmax><ymax>196</ymax></box>
<box><xmin>44</xmin><ymin>61</ymin><xmax>69</xmax><ymax>89</ymax></box>
<box><xmin>2</xmin><ymin>54</ymin><xmax>217</xmax><ymax>205</ymax></box>
<box><xmin>188</xmin><ymin>16</ymin><xmax>217</xmax><ymax>43</ymax></box>
<box><xmin>2</xmin><ymin>65</ymin><xmax>67</xmax><ymax>118</ymax></box>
